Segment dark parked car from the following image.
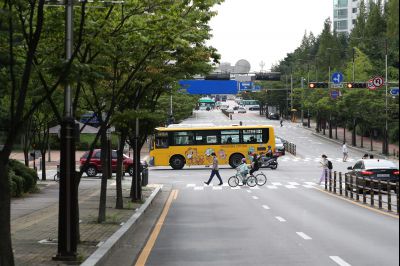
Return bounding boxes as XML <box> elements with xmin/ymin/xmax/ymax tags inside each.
<box><xmin>347</xmin><ymin>159</ymin><xmax>399</xmax><ymax>192</ymax></box>
<box><xmin>249</xmin><ymin>106</ymin><xmax>260</xmax><ymax>111</ymax></box>
<box><xmin>80</xmin><ymin>149</ymin><xmax>146</xmax><ymax>177</ymax></box>
<box><xmin>267</xmin><ymin>112</ymin><xmax>280</xmax><ymax>120</ymax></box>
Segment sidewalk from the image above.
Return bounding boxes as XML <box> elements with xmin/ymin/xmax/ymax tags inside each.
<box><xmin>297</xmin><ymin>119</ymin><xmax>399</xmax><ymax>161</ymax></box>
<box><xmin>11</xmin><ymin>175</ymin><xmax>159</xmax><ymax>265</ymax></box>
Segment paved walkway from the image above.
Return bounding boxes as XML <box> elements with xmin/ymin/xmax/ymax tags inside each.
<box><xmin>296</xmin><ymin>119</ymin><xmax>399</xmax><ymax>161</ymax></box>
<box><xmin>11</xmin><ymin>176</ymin><xmax>156</xmax><ymax>265</ymax></box>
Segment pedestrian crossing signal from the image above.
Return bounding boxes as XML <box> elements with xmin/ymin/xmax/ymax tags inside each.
<box><xmin>308</xmin><ymin>82</ymin><xmax>328</xmax><ymax>88</ymax></box>
<box><xmin>346</xmin><ymin>82</ymin><xmax>367</xmax><ymax>88</ymax></box>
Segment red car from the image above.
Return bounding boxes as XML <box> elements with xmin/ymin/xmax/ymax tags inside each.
<box><xmin>80</xmin><ymin>149</ymin><xmax>135</xmax><ymax>177</ymax></box>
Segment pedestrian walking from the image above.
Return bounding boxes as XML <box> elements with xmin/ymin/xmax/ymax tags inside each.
<box><xmin>204</xmin><ymin>152</ymin><xmax>223</xmax><ymax>185</ymax></box>
<box><xmin>318</xmin><ymin>154</ymin><xmax>329</xmax><ymax>185</ymax></box>
<box><xmin>342</xmin><ymin>142</ymin><xmax>348</xmax><ymax>162</ymax></box>
<box><xmin>280</xmin><ymin>117</ymin><xmax>283</xmax><ymax>127</ymax></box>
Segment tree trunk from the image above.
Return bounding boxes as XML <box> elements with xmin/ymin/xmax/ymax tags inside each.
<box><xmin>343</xmin><ymin>123</ymin><xmax>346</xmax><ymax>143</ymax></box>
<box><xmin>115</xmin><ymin>131</ymin><xmax>127</xmax><ymax>209</ymax></box>
<box><xmin>360</xmin><ymin>125</ymin><xmax>364</xmax><ymax>148</ymax></box>
<box><xmin>0</xmin><ymin>151</ymin><xmax>15</xmax><ymax>265</ymax></box>
<box><xmin>329</xmin><ymin>115</ymin><xmax>333</xmax><ymax>139</ymax></box>
<box><xmin>335</xmin><ymin>120</ymin><xmax>338</xmax><ymax>139</ymax></box>
<box><xmin>41</xmin><ymin>151</ymin><xmax>46</xmax><ymax>181</ymax></box>
<box><xmin>98</xmin><ymin>128</ymin><xmax>108</xmax><ymax>223</ymax></box>
<box><xmin>352</xmin><ymin>118</ymin><xmax>357</xmax><ymax>146</ymax></box>
<box><xmin>370</xmin><ymin>129</ymin><xmax>373</xmax><ymax>151</ymax></box>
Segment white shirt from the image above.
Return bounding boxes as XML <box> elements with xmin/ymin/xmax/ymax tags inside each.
<box><xmin>342</xmin><ymin>144</ymin><xmax>348</xmax><ymax>153</ymax></box>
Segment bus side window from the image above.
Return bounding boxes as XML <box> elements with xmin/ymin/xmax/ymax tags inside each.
<box><xmin>156</xmin><ymin>137</ymin><xmax>169</xmax><ymax>148</ymax></box>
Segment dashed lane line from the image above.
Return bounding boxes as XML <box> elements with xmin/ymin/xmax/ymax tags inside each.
<box><xmin>252</xmin><ymin>196</ymin><xmax>259</xmax><ymax>200</ymax></box>
<box><xmin>275</xmin><ymin>216</ymin><xmax>286</xmax><ymax>222</ymax></box>
<box><xmin>329</xmin><ymin>256</ymin><xmax>352</xmax><ymax>266</ymax></box>
<box><xmin>262</xmin><ymin>205</ymin><xmax>270</xmax><ymax>210</ymax></box>
<box><xmin>296</xmin><ymin>232</ymin><xmax>312</xmax><ymax>240</ymax></box>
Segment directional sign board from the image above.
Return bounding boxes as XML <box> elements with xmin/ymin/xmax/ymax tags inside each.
<box><xmin>390</xmin><ymin>87</ymin><xmax>399</xmax><ymax>96</ymax></box>
<box><xmin>330</xmin><ymin>90</ymin><xmax>340</xmax><ymax>100</ymax></box>
<box><xmin>331</xmin><ymin>72</ymin><xmax>344</xmax><ymax>84</ymax></box>
<box><xmin>239</xmin><ymin>82</ymin><xmax>254</xmax><ymax>91</ymax></box>
<box><xmin>372</xmin><ymin>76</ymin><xmax>384</xmax><ymax>88</ymax></box>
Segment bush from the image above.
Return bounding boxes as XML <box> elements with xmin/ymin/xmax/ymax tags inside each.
<box><xmin>8</xmin><ymin>159</ymin><xmax>37</xmax><ymax>195</ymax></box>
<box><xmin>9</xmin><ymin>170</ymin><xmax>25</xmax><ymax>197</ymax></box>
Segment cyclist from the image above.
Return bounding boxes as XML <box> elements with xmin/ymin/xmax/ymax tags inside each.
<box><xmin>249</xmin><ymin>152</ymin><xmax>260</xmax><ymax>175</ymax></box>
<box><xmin>237</xmin><ymin>158</ymin><xmax>249</xmax><ymax>184</ymax></box>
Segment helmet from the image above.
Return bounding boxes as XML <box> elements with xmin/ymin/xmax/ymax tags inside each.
<box><xmin>241</xmin><ymin>158</ymin><xmax>246</xmax><ymax>163</ymax></box>
<box><xmin>268</xmin><ymin>145</ymin><xmax>271</xmax><ymax>148</ymax></box>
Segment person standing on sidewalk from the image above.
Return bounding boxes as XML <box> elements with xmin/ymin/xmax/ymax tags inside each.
<box><xmin>342</xmin><ymin>142</ymin><xmax>348</xmax><ymax>162</ymax></box>
<box><xmin>280</xmin><ymin>117</ymin><xmax>283</xmax><ymax>127</ymax></box>
<box><xmin>204</xmin><ymin>152</ymin><xmax>223</xmax><ymax>185</ymax></box>
<box><xmin>318</xmin><ymin>154</ymin><xmax>329</xmax><ymax>185</ymax></box>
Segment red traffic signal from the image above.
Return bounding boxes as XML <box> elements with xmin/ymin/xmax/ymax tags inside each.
<box><xmin>308</xmin><ymin>82</ymin><xmax>328</xmax><ymax>88</ymax></box>
<box><xmin>346</xmin><ymin>82</ymin><xmax>367</xmax><ymax>88</ymax></box>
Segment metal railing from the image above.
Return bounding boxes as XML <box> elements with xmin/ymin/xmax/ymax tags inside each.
<box><xmin>323</xmin><ymin>171</ymin><xmax>399</xmax><ymax>214</ymax></box>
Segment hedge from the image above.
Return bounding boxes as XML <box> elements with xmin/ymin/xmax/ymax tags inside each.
<box><xmin>8</xmin><ymin>159</ymin><xmax>38</xmax><ymax>197</ymax></box>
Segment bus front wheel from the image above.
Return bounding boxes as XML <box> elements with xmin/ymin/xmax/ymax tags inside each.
<box><xmin>170</xmin><ymin>155</ymin><xmax>185</xmax><ymax>170</ymax></box>
<box><xmin>229</xmin><ymin>153</ymin><xmax>244</xmax><ymax>168</ymax></box>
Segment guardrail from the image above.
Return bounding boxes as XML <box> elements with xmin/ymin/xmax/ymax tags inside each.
<box><xmin>323</xmin><ymin>171</ymin><xmax>399</xmax><ymax>214</ymax></box>
<box><xmin>283</xmin><ymin>141</ymin><xmax>296</xmax><ymax>156</ymax></box>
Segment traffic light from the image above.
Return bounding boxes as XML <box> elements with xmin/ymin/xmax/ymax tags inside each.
<box><xmin>308</xmin><ymin>82</ymin><xmax>328</xmax><ymax>88</ymax></box>
<box><xmin>204</xmin><ymin>73</ymin><xmax>230</xmax><ymax>80</ymax></box>
<box><xmin>346</xmin><ymin>82</ymin><xmax>367</xmax><ymax>88</ymax></box>
<box><xmin>255</xmin><ymin>72</ymin><xmax>281</xmax><ymax>81</ymax></box>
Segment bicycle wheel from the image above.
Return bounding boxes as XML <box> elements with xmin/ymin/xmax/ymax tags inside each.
<box><xmin>228</xmin><ymin>176</ymin><xmax>239</xmax><ymax>187</ymax></box>
<box><xmin>255</xmin><ymin>172</ymin><xmax>267</xmax><ymax>186</ymax></box>
<box><xmin>247</xmin><ymin>175</ymin><xmax>257</xmax><ymax>187</ymax></box>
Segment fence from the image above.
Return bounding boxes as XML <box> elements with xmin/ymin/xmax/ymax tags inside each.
<box><xmin>283</xmin><ymin>141</ymin><xmax>296</xmax><ymax>156</ymax></box>
<box><xmin>323</xmin><ymin>171</ymin><xmax>399</xmax><ymax>214</ymax></box>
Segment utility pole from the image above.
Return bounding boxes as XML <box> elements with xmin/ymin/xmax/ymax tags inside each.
<box><xmin>301</xmin><ymin>77</ymin><xmax>304</xmax><ymax>125</ymax></box>
<box><xmin>54</xmin><ymin>0</ymin><xmax>78</xmax><ymax>261</ymax></box>
<box><xmin>384</xmin><ymin>39</ymin><xmax>389</xmax><ymax>155</ymax></box>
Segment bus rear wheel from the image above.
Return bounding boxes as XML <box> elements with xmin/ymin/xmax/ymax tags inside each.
<box><xmin>170</xmin><ymin>155</ymin><xmax>185</xmax><ymax>170</ymax></box>
<box><xmin>229</xmin><ymin>153</ymin><xmax>244</xmax><ymax>168</ymax></box>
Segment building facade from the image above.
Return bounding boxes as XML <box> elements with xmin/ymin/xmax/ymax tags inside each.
<box><xmin>333</xmin><ymin>0</ymin><xmax>360</xmax><ymax>34</ymax></box>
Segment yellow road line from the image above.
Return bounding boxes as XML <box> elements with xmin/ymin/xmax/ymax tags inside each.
<box><xmin>135</xmin><ymin>189</ymin><xmax>178</xmax><ymax>266</ymax></box>
<box><xmin>315</xmin><ymin>187</ymin><xmax>399</xmax><ymax>219</ymax></box>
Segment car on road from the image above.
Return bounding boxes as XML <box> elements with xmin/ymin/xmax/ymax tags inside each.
<box><xmin>249</xmin><ymin>106</ymin><xmax>260</xmax><ymax>111</ymax></box>
<box><xmin>233</xmin><ymin>106</ymin><xmax>239</xmax><ymax>110</ymax></box>
<box><xmin>220</xmin><ymin>104</ymin><xmax>229</xmax><ymax>110</ymax></box>
<box><xmin>267</xmin><ymin>112</ymin><xmax>280</xmax><ymax>120</ymax></box>
<box><xmin>237</xmin><ymin>107</ymin><xmax>247</xmax><ymax>113</ymax></box>
<box><xmin>80</xmin><ymin>149</ymin><xmax>145</xmax><ymax>177</ymax></box>
<box><xmin>226</xmin><ymin>108</ymin><xmax>234</xmax><ymax>114</ymax></box>
<box><xmin>275</xmin><ymin>137</ymin><xmax>285</xmax><ymax>155</ymax></box>
<box><xmin>346</xmin><ymin>159</ymin><xmax>399</xmax><ymax>191</ymax></box>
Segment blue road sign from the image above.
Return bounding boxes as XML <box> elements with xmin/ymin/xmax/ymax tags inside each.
<box><xmin>239</xmin><ymin>82</ymin><xmax>253</xmax><ymax>91</ymax></box>
<box><xmin>330</xmin><ymin>90</ymin><xmax>340</xmax><ymax>100</ymax></box>
<box><xmin>179</xmin><ymin>80</ymin><xmax>238</xmax><ymax>95</ymax></box>
<box><xmin>331</xmin><ymin>72</ymin><xmax>344</xmax><ymax>84</ymax></box>
<box><xmin>390</xmin><ymin>87</ymin><xmax>399</xmax><ymax>96</ymax></box>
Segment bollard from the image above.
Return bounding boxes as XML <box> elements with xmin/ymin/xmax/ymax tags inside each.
<box><xmin>345</xmin><ymin>174</ymin><xmax>348</xmax><ymax>197</ymax></box>
<box><xmin>329</xmin><ymin>171</ymin><xmax>332</xmax><ymax>192</ymax></box>
<box><xmin>350</xmin><ymin>175</ymin><xmax>353</xmax><ymax>199</ymax></box>
<box><xmin>339</xmin><ymin>172</ymin><xmax>342</xmax><ymax>195</ymax></box>
<box><xmin>363</xmin><ymin>177</ymin><xmax>367</xmax><ymax>204</ymax></box>
<box><xmin>378</xmin><ymin>180</ymin><xmax>382</xmax><ymax>209</ymax></box>
<box><xmin>370</xmin><ymin>181</ymin><xmax>374</xmax><ymax>207</ymax></box>
<box><xmin>294</xmin><ymin>144</ymin><xmax>296</xmax><ymax>156</ymax></box>
<box><xmin>333</xmin><ymin>171</ymin><xmax>337</xmax><ymax>194</ymax></box>
<box><xmin>356</xmin><ymin>176</ymin><xmax>360</xmax><ymax>202</ymax></box>
<box><xmin>325</xmin><ymin>170</ymin><xmax>328</xmax><ymax>190</ymax></box>
<box><xmin>387</xmin><ymin>180</ymin><xmax>392</xmax><ymax>212</ymax></box>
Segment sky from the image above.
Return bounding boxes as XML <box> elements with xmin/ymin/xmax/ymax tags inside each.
<box><xmin>207</xmin><ymin>0</ymin><xmax>333</xmax><ymax>72</ymax></box>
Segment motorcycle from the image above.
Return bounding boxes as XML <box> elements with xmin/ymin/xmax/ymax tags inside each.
<box><xmin>259</xmin><ymin>155</ymin><xmax>278</xmax><ymax>169</ymax></box>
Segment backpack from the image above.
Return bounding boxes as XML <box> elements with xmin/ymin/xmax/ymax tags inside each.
<box><xmin>327</xmin><ymin>160</ymin><xmax>333</xmax><ymax>170</ymax></box>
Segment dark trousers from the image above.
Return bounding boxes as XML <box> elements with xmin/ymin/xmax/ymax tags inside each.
<box><xmin>206</xmin><ymin>169</ymin><xmax>223</xmax><ymax>184</ymax></box>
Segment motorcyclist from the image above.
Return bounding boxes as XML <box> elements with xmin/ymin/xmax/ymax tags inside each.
<box><xmin>249</xmin><ymin>152</ymin><xmax>260</xmax><ymax>175</ymax></box>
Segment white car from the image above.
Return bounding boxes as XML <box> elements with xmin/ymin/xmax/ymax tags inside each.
<box><xmin>238</xmin><ymin>107</ymin><xmax>246</xmax><ymax>113</ymax></box>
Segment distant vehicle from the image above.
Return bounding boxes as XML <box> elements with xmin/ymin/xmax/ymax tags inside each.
<box><xmin>226</xmin><ymin>108</ymin><xmax>234</xmax><ymax>114</ymax></box>
<box><xmin>79</xmin><ymin>149</ymin><xmax>146</xmax><ymax>177</ymax></box>
<box><xmin>233</xmin><ymin>106</ymin><xmax>239</xmax><ymax>110</ymax></box>
<box><xmin>197</xmin><ymin>97</ymin><xmax>215</xmax><ymax>111</ymax></box>
<box><xmin>241</xmin><ymin>99</ymin><xmax>259</xmax><ymax>109</ymax></box>
<box><xmin>238</xmin><ymin>107</ymin><xmax>247</xmax><ymax>113</ymax></box>
<box><xmin>220</xmin><ymin>104</ymin><xmax>229</xmax><ymax>110</ymax></box>
<box><xmin>267</xmin><ymin>112</ymin><xmax>280</xmax><ymax>120</ymax></box>
<box><xmin>275</xmin><ymin>137</ymin><xmax>285</xmax><ymax>155</ymax></box>
<box><xmin>249</xmin><ymin>106</ymin><xmax>260</xmax><ymax>111</ymax></box>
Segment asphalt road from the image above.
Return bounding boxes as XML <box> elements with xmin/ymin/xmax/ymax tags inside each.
<box><xmin>137</xmin><ymin>106</ymin><xmax>399</xmax><ymax>266</ymax></box>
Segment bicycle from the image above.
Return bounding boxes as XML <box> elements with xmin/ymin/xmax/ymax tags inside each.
<box><xmin>228</xmin><ymin>170</ymin><xmax>258</xmax><ymax>188</ymax></box>
<box><xmin>53</xmin><ymin>165</ymin><xmax>60</xmax><ymax>182</ymax></box>
<box><xmin>253</xmin><ymin>170</ymin><xmax>267</xmax><ymax>186</ymax></box>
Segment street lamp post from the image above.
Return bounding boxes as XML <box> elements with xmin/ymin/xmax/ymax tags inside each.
<box><xmin>54</xmin><ymin>0</ymin><xmax>78</xmax><ymax>261</ymax></box>
<box><xmin>384</xmin><ymin>40</ymin><xmax>389</xmax><ymax>155</ymax></box>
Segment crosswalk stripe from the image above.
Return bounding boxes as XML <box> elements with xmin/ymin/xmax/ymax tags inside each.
<box><xmin>285</xmin><ymin>185</ymin><xmax>296</xmax><ymax>189</ymax></box>
<box><xmin>288</xmin><ymin>182</ymin><xmax>300</xmax><ymax>185</ymax></box>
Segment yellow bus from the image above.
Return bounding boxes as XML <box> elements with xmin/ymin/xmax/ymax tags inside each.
<box><xmin>149</xmin><ymin>125</ymin><xmax>276</xmax><ymax>169</ymax></box>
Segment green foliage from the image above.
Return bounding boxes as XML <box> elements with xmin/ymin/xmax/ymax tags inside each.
<box><xmin>8</xmin><ymin>160</ymin><xmax>37</xmax><ymax>197</ymax></box>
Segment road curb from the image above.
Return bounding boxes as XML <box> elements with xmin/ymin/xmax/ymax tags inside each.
<box><xmin>81</xmin><ymin>184</ymin><xmax>163</xmax><ymax>266</ymax></box>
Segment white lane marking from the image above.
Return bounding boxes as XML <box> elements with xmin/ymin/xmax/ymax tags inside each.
<box><xmin>275</xmin><ymin>216</ymin><xmax>286</xmax><ymax>222</ymax></box>
<box><xmin>272</xmin><ymin>182</ymin><xmax>282</xmax><ymax>186</ymax></box>
<box><xmin>222</xmin><ymin>183</ymin><xmax>229</xmax><ymax>187</ymax></box>
<box><xmin>186</xmin><ymin>184</ymin><xmax>195</xmax><ymax>187</ymax></box>
<box><xmin>267</xmin><ymin>185</ymin><xmax>278</xmax><ymax>189</ymax></box>
<box><xmin>212</xmin><ymin>186</ymin><xmax>222</xmax><ymax>190</ymax></box>
<box><xmin>288</xmin><ymin>182</ymin><xmax>300</xmax><ymax>185</ymax></box>
<box><xmin>304</xmin><ymin>182</ymin><xmax>316</xmax><ymax>185</ymax></box>
<box><xmin>330</xmin><ymin>256</ymin><xmax>352</xmax><ymax>266</ymax></box>
<box><xmin>262</xmin><ymin>205</ymin><xmax>270</xmax><ymax>210</ymax></box>
<box><xmin>252</xmin><ymin>196</ymin><xmax>259</xmax><ymax>200</ymax></box>
<box><xmin>246</xmin><ymin>190</ymin><xmax>252</xmax><ymax>193</ymax></box>
<box><xmin>250</xmin><ymin>186</ymin><xmax>260</xmax><ymax>189</ymax></box>
<box><xmin>303</xmin><ymin>185</ymin><xmax>315</xmax><ymax>189</ymax></box>
<box><xmin>285</xmin><ymin>185</ymin><xmax>297</xmax><ymax>189</ymax></box>
<box><xmin>231</xmin><ymin>187</ymin><xmax>240</xmax><ymax>190</ymax></box>
<box><xmin>296</xmin><ymin>232</ymin><xmax>312</xmax><ymax>240</ymax></box>
<box><xmin>194</xmin><ymin>187</ymin><xmax>204</xmax><ymax>190</ymax></box>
